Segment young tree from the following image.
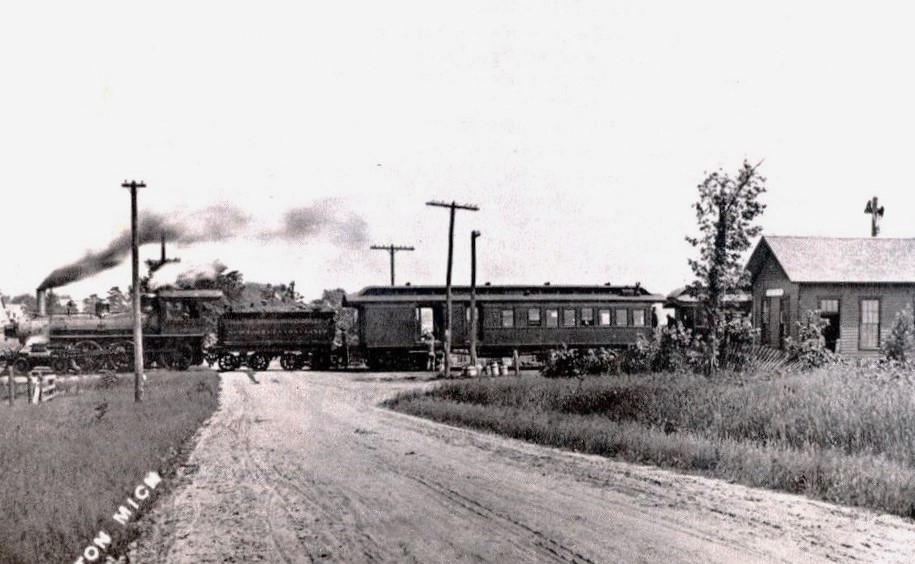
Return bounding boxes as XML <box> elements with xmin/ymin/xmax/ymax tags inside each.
<box><xmin>686</xmin><ymin>160</ymin><xmax>766</xmax><ymax>375</ymax></box>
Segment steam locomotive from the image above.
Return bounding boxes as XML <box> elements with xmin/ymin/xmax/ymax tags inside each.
<box><xmin>3</xmin><ymin>289</ymin><xmax>223</xmax><ymax>374</ymax></box>
<box><xmin>3</xmin><ymin>287</ymin><xmax>341</xmax><ymax>374</ymax></box>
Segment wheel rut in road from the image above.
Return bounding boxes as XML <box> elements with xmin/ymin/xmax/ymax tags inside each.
<box><xmin>130</xmin><ymin>371</ymin><xmax>915</xmax><ymax>563</ymax></box>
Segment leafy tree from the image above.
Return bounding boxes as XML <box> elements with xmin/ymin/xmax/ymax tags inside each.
<box><xmin>82</xmin><ymin>293</ymin><xmax>103</xmax><ymax>314</ymax></box>
<box><xmin>107</xmin><ymin>287</ymin><xmax>127</xmax><ymax>312</ymax></box>
<box><xmin>686</xmin><ymin>160</ymin><xmax>766</xmax><ymax>375</ymax></box>
<box><xmin>9</xmin><ymin>293</ymin><xmax>37</xmax><ymax>315</ymax></box>
<box><xmin>45</xmin><ymin>290</ymin><xmax>74</xmax><ymax>315</ymax></box>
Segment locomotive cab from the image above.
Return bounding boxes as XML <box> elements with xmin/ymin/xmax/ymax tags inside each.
<box><xmin>151</xmin><ymin>289</ymin><xmax>224</xmax><ymax>335</ymax></box>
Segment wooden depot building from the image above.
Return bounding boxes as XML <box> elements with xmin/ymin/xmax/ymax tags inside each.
<box><xmin>746</xmin><ymin>235</ymin><xmax>915</xmax><ymax>356</ymax></box>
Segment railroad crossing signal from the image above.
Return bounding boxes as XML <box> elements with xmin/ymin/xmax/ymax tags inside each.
<box><xmin>864</xmin><ymin>196</ymin><xmax>885</xmax><ymax>237</ymax></box>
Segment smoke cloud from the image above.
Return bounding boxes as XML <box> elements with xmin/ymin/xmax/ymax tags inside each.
<box><xmin>148</xmin><ymin>260</ymin><xmax>229</xmax><ymax>290</ymax></box>
<box><xmin>38</xmin><ymin>200</ymin><xmax>368</xmax><ymax>290</ymax></box>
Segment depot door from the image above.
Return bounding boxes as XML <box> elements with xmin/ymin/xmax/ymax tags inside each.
<box><xmin>765</xmin><ymin>296</ymin><xmax>782</xmax><ymax>348</ymax></box>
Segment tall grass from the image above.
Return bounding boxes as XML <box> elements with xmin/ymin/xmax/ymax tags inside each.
<box><xmin>0</xmin><ymin>370</ymin><xmax>219</xmax><ymax>564</ymax></box>
<box><xmin>385</xmin><ymin>365</ymin><xmax>915</xmax><ymax>519</ymax></box>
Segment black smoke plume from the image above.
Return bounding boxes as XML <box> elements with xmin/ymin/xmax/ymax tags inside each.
<box><xmin>38</xmin><ymin>200</ymin><xmax>368</xmax><ymax>290</ymax></box>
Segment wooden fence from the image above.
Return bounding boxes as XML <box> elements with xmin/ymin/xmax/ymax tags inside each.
<box><xmin>1</xmin><ymin>367</ymin><xmax>56</xmax><ymax>404</ymax></box>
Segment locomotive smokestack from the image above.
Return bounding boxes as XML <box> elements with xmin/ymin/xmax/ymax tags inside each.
<box><xmin>36</xmin><ymin>289</ymin><xmax>47</xmax><ymax>317</ymax></box>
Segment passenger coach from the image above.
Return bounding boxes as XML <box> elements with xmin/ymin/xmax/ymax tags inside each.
<box><xmin>344</xmin><ymin>284</ymin><xmax>664</xmax><ymax>370</ymax></box>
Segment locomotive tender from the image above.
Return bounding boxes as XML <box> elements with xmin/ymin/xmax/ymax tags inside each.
<box><xmin>344</xmin><ymin>284</ymin><xmax>665</xmax><ymax>370</ymax></box>
<box><xmin>210</xmin><ymin>310</ymin><xmax>336</xmax><ymax>372</ymax></box>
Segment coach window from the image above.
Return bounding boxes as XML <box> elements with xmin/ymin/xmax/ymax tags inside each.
<box><xmin>528</xmin><ymin>308</ymin><xmax>541</xmax><ymax>327</ymax></box>
<box><xmin>563</xmin><ymin>309</ymin><xmax>576</xmax><ymax>327</ymax></box>
<box><xmin>632</xmin><ymin>309</ymin><xmax>645</xmax><ymax>327</ymax></box>
<box><xmin>581</xmin><ymin>308</ymin><xmax>594</xmax><ymax>326</ymax></box>
<box><xmin>599</xmin><ymin>309</ymin><xmax>611</xmax><ymax>326</ymax></box>
<box><xmin>501</xmin><ymin>309</ymin><xmax>514</xmax><ymax>328</ymax></box>
<box><xmin>545</xmin><ymin>308</ymin><xmax>558</xmax><ymax>327</ymax></box>
<box><xmin>615</xmin><ymin>308</ymin><xmax>628</xmax><ymax>326</ymax></box>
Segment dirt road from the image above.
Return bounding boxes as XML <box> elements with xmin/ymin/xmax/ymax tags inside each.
<box><xmin>131</xmin><ymin>371</ymin><xmax>915</xmax><ymax>563</ymax></box>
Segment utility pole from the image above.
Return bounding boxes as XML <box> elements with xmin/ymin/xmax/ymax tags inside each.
<box><xmin>864</xmin><ymin>196</ymin><xmax>885</xmax><ymax>237</ymax></box>
<box><xmin>123</xmin><ymin>180</ymin><xmax>146</xmax><ymax>402</ymax></box>
<box><xmin>426</xmin><ymin>200</ymin><xmax>479</xmax><ymax>377</ymax></box>
<box><xmin>370</xmin><ymin>244</ymin><xmax>415</xmax><ymax>286</ymax></box>
<box><xmin>470</xmin><ymin>230</ymin><xmax>481</xmax><ymax>369</ymax></box>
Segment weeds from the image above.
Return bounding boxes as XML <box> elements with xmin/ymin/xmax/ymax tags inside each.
<box><xmin>0</xmin><ymin>370</ymin><xmax>220</xmax><ymax>564</ymax></box>
<box><xmin>385</xmin><ymin>364</ymin><xmax>915</xmax><ymax>519</ymax></box>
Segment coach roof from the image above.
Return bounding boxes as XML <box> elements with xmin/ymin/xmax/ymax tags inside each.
<box><xmin>344</xmin><ymin>284</ymin><xmax>665</xmax><ymax>305</ymax></box>
<box><xmin>747</xmin><ymin>235</ymin><xmax>915</xmax><ymax>284</ymax></box>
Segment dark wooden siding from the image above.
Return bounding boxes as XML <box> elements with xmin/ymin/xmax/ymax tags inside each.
<box><xmin>750</xmin><ymin>255</ymin><xmax>799</xmax><ymax>346</ymax></box>
<box><xmin>362</xmin><ymin>304</ymin><xmax>418</xmax><ymax>348</ymax></box>
<box><xmin>798</xmin><ymin>283</ymin><xmax>915</xmax><ymax>356</ymax></box>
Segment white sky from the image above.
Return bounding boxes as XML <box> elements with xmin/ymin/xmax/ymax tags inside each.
<box><xmin>2</xmin><ymin>2</ymin><xmax>914</xmax><ymax>303</ymax></box>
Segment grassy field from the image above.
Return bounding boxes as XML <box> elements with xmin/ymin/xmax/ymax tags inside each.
<box><xmin>0</xmin><ymin>369</ymin><xmax>220</xmax><ymax>564</ymax></box>
<box><xmin>385</xmin><ymin>364</ymin><xmax>915</xmax><ymax>519</ymax></box>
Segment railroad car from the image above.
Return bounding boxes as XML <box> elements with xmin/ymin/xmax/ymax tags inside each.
<box><xmin>209</xmin><ymin>310</ymin><xmax>336</xmax><ymax>372</ymax></box>
<box><xmin>344</xmin><ymin>284</ymin><xmax>665</xmax><ymax>370</ymax></box>
<box><xmin>3</xmin><ymin>289</ymin><xmax>223</xmax><ymax>373</ymax></box>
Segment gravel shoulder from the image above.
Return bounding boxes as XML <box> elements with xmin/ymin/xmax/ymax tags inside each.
<box><xmin>130</xmin><ymin>371</ymin><xmax>915</xmax><ymax>563</ymax></box>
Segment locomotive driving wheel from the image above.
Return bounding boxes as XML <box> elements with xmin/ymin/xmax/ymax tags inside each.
<box><xmin>169</xmin><ymin>343</ymin><xmax>195</xmax><ymax>371</ymax></box>
<box><xmin>51</xmin><ymin>356</ymin><xmax>71</xmax><ymax>374</ymax></box>
<box><xmin>106</xmin><ymin>341</ymin><xmax>132</xmax><ymax>373</ymax></box>
<box><xmin>74</xmin><ymin>340</ymin><xmax>104</xmax><ymax>373</ymax></box>
<box><xmin>247</xmin><ymin>352</ymin><xmax>270</xmax><ymax>372</ymax></box>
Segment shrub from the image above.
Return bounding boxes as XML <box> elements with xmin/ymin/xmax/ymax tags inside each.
<box><xmin>628</xmin><ymin>322</ymin><xmax>705</xmax><ymax>373</ymax></box>
<box><xmin>884</xmin><ymin>305</ymin><xmax>915</xmax><ymax>362</ymax></box>
<box><xmin>541</xmin><ymin>345</ymin><xmax>619</xmax><ymax>377</ymax></box>
<box><xmin>784</xmin><ymin>310</ymin><xmax>839</xmax><ymax>370</ymax></box>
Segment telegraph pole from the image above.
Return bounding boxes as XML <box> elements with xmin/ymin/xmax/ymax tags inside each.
<box><xmin>470</xmin><ymin>230</ymin><xmax>481</xmax><ymax>369</ymax></box>
<box><xmin>426</xmin><ymin>200</ymin><xmax>479</xmax><ymax>376</ymax></box>
<box><xmin>370</xmin><ymin>244</ymin><xmax>415</xmax><ymax>286</ymax></box>
<box><xmin>122</xmin><ymin>180</ymin><xmax>146</xmax><ymax>402</ymax></box>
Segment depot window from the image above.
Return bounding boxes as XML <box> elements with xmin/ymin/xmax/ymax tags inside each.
<box><xmin>581</xmin><ymin>308</ymin><xmax>594</xmax><ymax>326</ymax></box>
<box><xmin>859</xmin><ymin>299</ymin><xmax>880</xmax><ymax>350</ymax></box>
<box><xmin>615</xmin><ymin>308</ymin><xmax>628</xmax><ymax>326</ymax></box>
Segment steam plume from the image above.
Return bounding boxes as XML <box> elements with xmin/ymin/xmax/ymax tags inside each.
<box><xmin>148</xmin><ymin>260</ymin><xmax>228</xmax><ymax>290</ymax></box>
<box><xmin>38</xmin><ymin>200</ymin><xmax>368</xmax><ymax>290</ymax></box>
